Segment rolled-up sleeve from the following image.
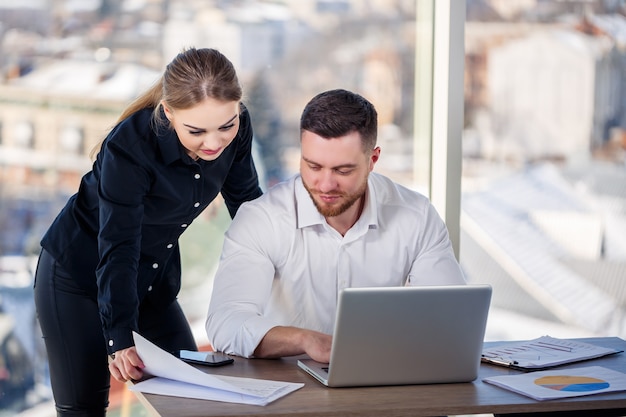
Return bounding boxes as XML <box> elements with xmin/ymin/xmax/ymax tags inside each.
<box><xmin>206</xmin><ymin>202</ymin><xmax>280</xmax><ymax>357</ymax></box>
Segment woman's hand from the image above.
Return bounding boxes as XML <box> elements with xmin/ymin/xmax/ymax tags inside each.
<box><xmin>108</xmin><ymin>346</ymin><xmax>145</xmax><ymax>382</ymax></box>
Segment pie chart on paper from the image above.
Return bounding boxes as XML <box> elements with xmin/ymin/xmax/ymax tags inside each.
<box><xmin>534</xmin><ymin>375</ymin><xmax>610</xmax><ymax>392</ymax></box>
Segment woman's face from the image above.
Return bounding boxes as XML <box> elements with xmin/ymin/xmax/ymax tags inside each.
<box><xmin>162</xmin><ymin>98</ymin><xmax>240</xmax><ymax>162</ymax></box>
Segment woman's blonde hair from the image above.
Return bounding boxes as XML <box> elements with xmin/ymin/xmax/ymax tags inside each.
<box><xmin>90</xmin><ymin>47</ymin><xmax>242</xmax><ymax>158</ymax></box>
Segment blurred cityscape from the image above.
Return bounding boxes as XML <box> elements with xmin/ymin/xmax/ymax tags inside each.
<box><xmin>0</xmin><ymin>0</ymin><xmax>625</xmax><ymax>415</ymax></box>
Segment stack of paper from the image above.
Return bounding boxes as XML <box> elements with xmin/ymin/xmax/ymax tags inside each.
<box><xmin>483</xmin><ymin>365</ymin><xmax>626</xmax><ymax>401</ymax></box>
<box><xmin>128</xmin><ymin>332</ymin><xmax>304</xmax><ymax>406</ymax></box>
<box><xmin>481</xmin><ymin>336</ymin><xmax>622</xmax><ymax>370</ymax></box>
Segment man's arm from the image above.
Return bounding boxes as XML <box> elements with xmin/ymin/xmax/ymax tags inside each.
<box><xmin>206</xmin><ymin>201</ymin><xmax>280</xmax><ymax>357</ymax></box>
<box><xmin>253</xmin><ymin>326</ymin><xmax>332</xmax><ymax>363</ymax></box>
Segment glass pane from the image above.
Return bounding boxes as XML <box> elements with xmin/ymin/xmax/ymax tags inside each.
<box><xmin>462</xmin><ymin>0</ymin><xmax>626</xmax><ymax>342</ymax></box>
<box><xmin>0</xmin><ymin>1</ymin><xmax>428</xmax><ymax>415</ymax></box>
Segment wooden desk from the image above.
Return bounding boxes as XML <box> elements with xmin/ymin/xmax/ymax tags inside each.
<box><xmin>134</xmin><ymin>337</ymin><xmax>626</xmax><ymax>417</ymax></box>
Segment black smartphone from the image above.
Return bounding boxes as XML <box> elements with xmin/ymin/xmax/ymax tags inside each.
<box><xmin>178</xmin><ymin>350</ymin><xmax>234</xmax><ymax>367</ymax></box>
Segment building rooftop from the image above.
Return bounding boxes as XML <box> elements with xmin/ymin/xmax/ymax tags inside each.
<box><xmin>462</xmin><ymin>162</ymin><xmax>626</xmax><ymax>339</ymax></box>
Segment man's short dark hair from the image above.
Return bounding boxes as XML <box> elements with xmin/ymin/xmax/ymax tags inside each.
<box><xmin>300</xmin><ymin>89</ymin><xmax>378</xmax><ymax>151</ymax></box>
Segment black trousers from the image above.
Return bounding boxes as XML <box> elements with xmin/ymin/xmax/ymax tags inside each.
<box><xmin>33</xmin><ymin>249</ymin><xmax>197</xmax><ymax>417</ymax></box>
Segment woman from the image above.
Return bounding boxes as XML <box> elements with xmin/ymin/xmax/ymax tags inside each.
<box><xmin>33</xmin><ymin>47</ymin><xmax>263</xmax><ymax>416</ymax></box>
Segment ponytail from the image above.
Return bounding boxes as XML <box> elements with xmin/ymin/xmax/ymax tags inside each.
<box><xmin>89</xmin><ymin>47</ymin><xmax>242</xmax><ymax>160</ymax></box>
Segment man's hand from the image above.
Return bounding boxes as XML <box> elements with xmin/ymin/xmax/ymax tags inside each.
<box><xmin>108</xmin><ymin>346</ymin><xmax>145</xmax><ymax>382</ymax></box>
<box><xmin>301</xmin><ymin>330</ymin><xmax>332</xmax><ymax>363</ymax></box>
<box><xmin>253</xmin><ymin>326</ymin><xmax>332</xmax><ymax>363</ymax></box>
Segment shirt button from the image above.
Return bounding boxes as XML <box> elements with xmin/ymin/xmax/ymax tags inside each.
<box><xmin>181</xmin><ymin>224</ymin><xmax>188</xmax><ymax>228</ymax></box>
<box><xmin>152</xmin><ymin>263</ymin><xmax>159</xmax><ymax>269</ymax></box>
<box><xmin>148</xmin><ymin>286</ymin><xmax>153</xmax><ymax>291</ymax></box>
<box><xmin>194</xmin><ymin>202</ymin><xmax>200</xmax><ymax>208</ymax></box>
<box><xmin>194</xmin><ymin>174</ymin><xmax>200</xmax><ymax>179</ymax></box>
<box><xmin>166</xmin><ymin>243</ymin><xmax>173</xmax><ymax>249</ymax></box>
<box><xmin>109</xmin><ymin>339</ymin><xmax>114</xmax><ymax>347</ymax></box>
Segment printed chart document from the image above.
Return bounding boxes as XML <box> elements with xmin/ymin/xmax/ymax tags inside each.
<box><xmin>128</xmin><ymin>332</ymin><xmax>304</xmax><ymax>406</ymax></box>
<box><xmin>481</xmin><ymin>336</ymin><xmax>623</xmax><ymax>371</ymax></box>
<box><xmin>483</xmin><ymin>365</ymin><xmax>626</xmax><ymax>401</ymax></box>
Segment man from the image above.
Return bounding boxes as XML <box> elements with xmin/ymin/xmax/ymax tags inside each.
<box><xmin>206</xmin><ymin>89</ymin><xmax>465</xmax><ymax>363</ymax></box>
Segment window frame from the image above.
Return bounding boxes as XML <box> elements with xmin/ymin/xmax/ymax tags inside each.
<box><xmin>415</xmin><ymin>0</ymin><xmax>464</xmax><ymax>259</ymax></box>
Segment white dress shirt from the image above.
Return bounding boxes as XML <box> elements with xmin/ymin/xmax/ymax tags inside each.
<box><xmin>206</xmin><ymin>173</ymin><xmax>465</xmax><ymax>357</ymax></box>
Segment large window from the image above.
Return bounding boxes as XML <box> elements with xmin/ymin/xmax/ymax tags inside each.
<box><xmin>2</xmin><ymin>1</ymin><xmax>624</xmax><ymax>416</ymax></box>
<box><xmin>461</xmin><ymin>0</ymin><xmax>626</xmax><ymax>342</ymax></box>
<box><xmin>0</xmin><ymin>1</ymin><xmax>424</xmax><ymax>416</ymax></box>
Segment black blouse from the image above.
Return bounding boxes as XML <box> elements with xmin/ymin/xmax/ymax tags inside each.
<box><xmin>40</xmin><ymin>105</ymin><xmax>263</xmax><ymax>353</ymax></box>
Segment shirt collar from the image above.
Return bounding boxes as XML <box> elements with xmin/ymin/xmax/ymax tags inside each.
<box><xmin>154</xmin><ymin>108</ymin><xmax>195</xmax><ymax>166</ymax></box>
<box><xmin>294</xmin><ymin>175</ymin><xmax>379</xmax><ymax>230</ymax></box>
<box><xmin>158</xmin><ymin>129</ymin><xmax>185</xmax><ymax>165</ymax></box>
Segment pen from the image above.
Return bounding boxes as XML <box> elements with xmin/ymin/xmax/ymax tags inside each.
<box><xmin>481</xmin><ymin>355</ymin><xmax>519</xmax><ymax>366</ymax></box>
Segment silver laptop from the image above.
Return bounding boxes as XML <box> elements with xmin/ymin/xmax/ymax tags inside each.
<box><xmin>297</xmin><ymin>284</ymin><xmax>492</xmax><ymax>387</ymax></box>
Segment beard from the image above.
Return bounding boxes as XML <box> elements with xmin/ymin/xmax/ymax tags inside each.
<box><xmin>302</xmin><ymin>176</ymin><xmax>368</xmax><ymax>218</ymax></box>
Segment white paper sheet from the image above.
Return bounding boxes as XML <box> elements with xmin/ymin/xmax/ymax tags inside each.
<box><xmin>128</xmin><ymin>332</ymin><xmax>304</xmax><ymax>406</ymax></box>
<box><xmin>481</xmin><ymin>336</ymin><xmax>621</xmax><ymax>370</ymax></box>
<box><xmin>483</xmin><ymin>365</ymin><xmax>626</xmax><ymax>401</ymax></box>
